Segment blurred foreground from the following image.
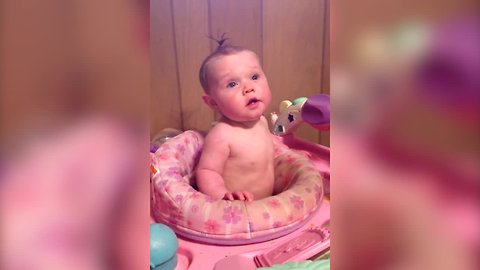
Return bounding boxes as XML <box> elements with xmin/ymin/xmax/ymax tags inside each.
<box><xmin>331</xmin><ymin>1</ymin><xmax>479</xmax><ymax>269</ymax></box>
<box><xmin>0</xmin><ymin>0</ymin><xmax>150</xmax><ymax>269</ymax></box>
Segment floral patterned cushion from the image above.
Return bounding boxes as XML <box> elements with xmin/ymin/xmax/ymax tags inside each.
<box><xmin>150</xmin><ymin>130</ymin><xmax>323</xmax><ymax>244</ymax></box>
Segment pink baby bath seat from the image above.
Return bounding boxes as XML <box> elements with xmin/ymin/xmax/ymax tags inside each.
<box><xmin>150</xmin><ymin>130</ymin><xmax>324</xmax><ymax>245</ymax></box>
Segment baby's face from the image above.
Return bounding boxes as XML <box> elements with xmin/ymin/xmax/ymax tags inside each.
<box><xmin>205</xmin><ymin>51</ymin><xmax>271</xmax><ymax>123</ymax></box>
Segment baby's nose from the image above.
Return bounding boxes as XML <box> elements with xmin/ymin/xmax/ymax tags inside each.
<box><xmin>242</xmin><ymin>87</ymin><xmax>255</xmax><ymax>95</ymax></box>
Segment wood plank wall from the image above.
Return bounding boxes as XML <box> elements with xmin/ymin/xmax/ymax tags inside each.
<box><xmin>151</xmin><ymin>0</ymin><xmax>330</xmax><ymax>146</ymax></box>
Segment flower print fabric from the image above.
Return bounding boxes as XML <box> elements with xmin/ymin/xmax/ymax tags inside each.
<box><xmin>150</xmin><ymin>130</ymin><xmax>324</xmax><ymax>242</ymax></box>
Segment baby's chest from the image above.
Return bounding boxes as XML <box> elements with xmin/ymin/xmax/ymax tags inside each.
<box><xmin>229</xmin><ymin>135</ymin><xmax>273</xmax><ymax>165</ymax></box>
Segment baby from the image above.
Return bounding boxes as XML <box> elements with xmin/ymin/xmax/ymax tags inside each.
<box><xmin>196</xmin><ymin>39</ymin><xmax>274</xmax><ymax>202</ymax></box>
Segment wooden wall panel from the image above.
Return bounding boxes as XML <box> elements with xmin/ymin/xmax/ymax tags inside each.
<box><xmin>150</xmin><ymin>0</ymin><xmax>329</xmax><ymax>144</ymax></box>
<box><xmin>172</xmin><ymin>0</ymin><xmax>213</xmax><ymax>132</ymax></box>
<box><xmin>209</xmin><ymin>0</ymin><xmax>262</xmax><ymax>58</ymax></box>
<box><xmin>150</xmin><ymin>0</ymin><xmax>181</xmax><ymax>137</ymax></box>
<box><xmin>263</xmin><ymin>0</ymin><xmax>326</xmax><ymax>143</ymax></box>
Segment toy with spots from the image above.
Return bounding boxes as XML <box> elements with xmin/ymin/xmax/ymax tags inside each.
<box><xmin>271</xmin><ymin>94</ymin><xmax>330</xmax><ymax>135</ymax></box>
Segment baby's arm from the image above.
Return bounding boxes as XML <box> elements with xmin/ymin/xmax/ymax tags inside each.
<box><xmin>196</xmin><ymin>126</ymin><xmax>254</xmax><ymax>201</ymax></box>
<box><xmin>196</xmin><ymin>127</ymin><xmax>230</xmax><ymax>199</ymax></box>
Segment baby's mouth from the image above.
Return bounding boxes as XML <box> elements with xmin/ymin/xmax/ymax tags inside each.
<box><xmin>247</xmin><ymin>98</ymin><xmax>260</xmax><ymax>106</ymax></box>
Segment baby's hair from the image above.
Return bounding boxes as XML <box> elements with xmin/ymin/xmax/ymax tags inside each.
<box><xmin>199</xmin><ymin>34</ymin><xmax>251</xmax><ymax>93</ymax></box>
<box><xmin>209</xmin><ymin>32</ymin><xmax>230</xmax><ymax>48</ymax></box>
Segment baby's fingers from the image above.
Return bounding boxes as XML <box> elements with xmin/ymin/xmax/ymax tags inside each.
<box><xmin>234</xmin><ymin>191</ymin><xmax>254</xmax><ymax>202</ymax></box>
<box><xmin>223</xmin><ymin>191</ymin><xmax>254</xmax><ymax>202</ymax></box>
<box><xmin>232</xmin><ymin>191</ymin><xmax>246</xmax><ymax>201</ymax></box>
<box><xmin>243</xmin><ymin>191</ymin><xmax>254</xmax><ymax>202</ymax></box>
<box><xmin>223</xmin><ymin>192</ymin><xmax>234</xmax><ymax>201</ymax></box>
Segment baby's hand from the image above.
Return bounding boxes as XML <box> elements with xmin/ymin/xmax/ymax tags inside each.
<box><xmin>223</xmin><ymin>191</ymin><xmax>254</xmax><ymax>202</ymax></box>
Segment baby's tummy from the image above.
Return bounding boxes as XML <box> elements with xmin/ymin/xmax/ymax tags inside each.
<box><xmin>223</xmin><ymin>162</ymin><xmax>274</xmax><ymax>199</ymax></box>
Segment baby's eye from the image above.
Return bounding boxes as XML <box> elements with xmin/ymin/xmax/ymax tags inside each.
<box><xmin>226</xmin><ymin>81</ymin><xmax>238</xmax><ymax>88</ymax></box>
<box><xmin>252</xmin><ymin>74</ymin><xmax>259</xmax><ymax>80</ymax></box>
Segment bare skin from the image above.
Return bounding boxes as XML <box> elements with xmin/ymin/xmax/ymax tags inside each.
<box><xmin>196</xmin><ymin>50</ymin><xmax>274</xmax><ymax>201</ymax></box>
<box><xmin>196</xmin><ymin>116</ymin><xmax>274</xmax><ymax>201</ymax></box>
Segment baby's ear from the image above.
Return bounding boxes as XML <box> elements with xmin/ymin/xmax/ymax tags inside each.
<box><xmin>202</xmin><ymin>95</ymin><xmax>217</xmax><ymax>109</ymax></box>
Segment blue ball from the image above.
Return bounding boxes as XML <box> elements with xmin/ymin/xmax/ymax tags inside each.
<box><xmin>150</xmin><ymin>224</ymin><xmax>178</xmax><ymax>270</ymax></box>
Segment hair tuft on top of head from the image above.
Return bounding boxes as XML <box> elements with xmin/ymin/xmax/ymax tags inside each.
<box><xmin>199</xmin><ymin>34</ymin><xmax>253</xmax><ymax>93</ymax></box>
<box><xmin>208</xmin><ymin>33</ymin><xmax>229</xmax><ymax>50</ymax></box>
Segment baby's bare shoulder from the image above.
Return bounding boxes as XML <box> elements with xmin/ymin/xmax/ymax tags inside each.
<box><xmin>204</xmin><ymin>122</ymin><xmax>235</xmax><ymax>145</ymax></box>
